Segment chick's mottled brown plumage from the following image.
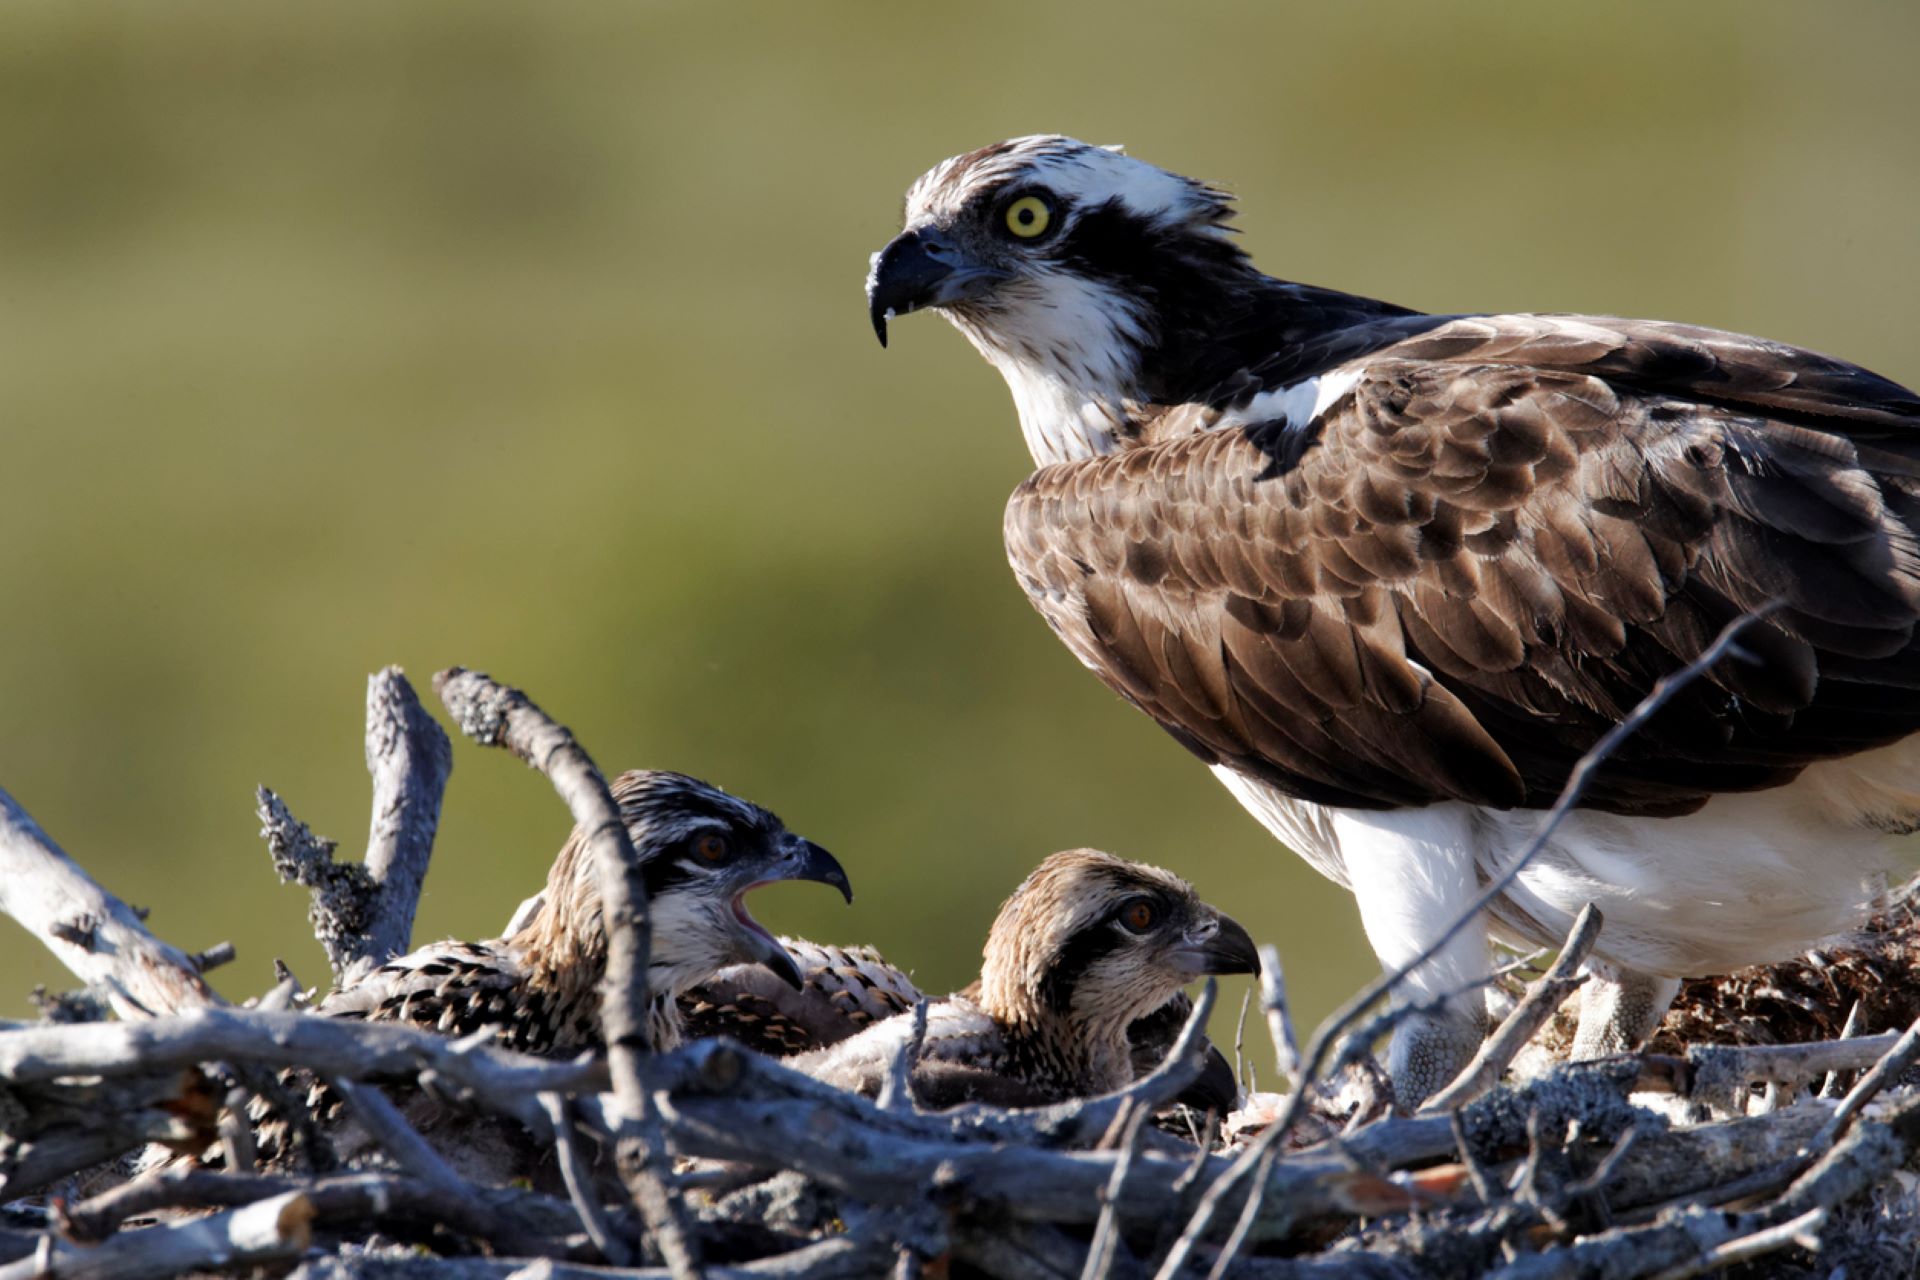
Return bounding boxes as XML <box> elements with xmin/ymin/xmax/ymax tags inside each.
<box><xmin>681</xmin><ymin>935</ymin><xmax>1240</xmax><ymax>1116</ymax></box>
<box><xmin>795</xmin><ymin>850</ymin><xmax>1257</xmax><ymax>1110</ymax></box>
<box><xmin>680</xmin><ymin>937</ymin><xmax>922</xmax><ymax>1056</ymax></box>
<box><xmin>258</xmin><ymin>769</ymin><xmax>849</xmax><ymax>1174</ymax></box>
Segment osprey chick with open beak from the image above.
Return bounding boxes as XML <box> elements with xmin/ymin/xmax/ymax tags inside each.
<box><xmin>317</xmin><ymin>768</ymin><xmax>852</xmax><ymax>1057</ymax></box>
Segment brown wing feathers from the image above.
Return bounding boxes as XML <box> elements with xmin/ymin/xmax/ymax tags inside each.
<box><xmin>1006</xmin><ymin>315</ymin><xmax>1920</xmax><ymax>815</ymax></box>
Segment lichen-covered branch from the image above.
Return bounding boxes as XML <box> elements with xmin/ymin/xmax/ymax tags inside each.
<box><xmin>258</xmin><ymin>786</ymin><xmax>376</xmax><ymax>983</ymax></box>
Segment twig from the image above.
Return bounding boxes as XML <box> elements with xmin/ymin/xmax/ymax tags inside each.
<box><xmin>1256</xmin><ymin>946</ymin><xmax>1300</xmax><ymax>1090</ymax></box>
<box><xmin>0</xmin><ymin>1007</ymin><xmax>597</xmax><ymax>1133</ymax></box>
<box><xmin>877</xmin><ymin>999</ymin><xmax>929</xmax><ymax>1113</ymax></box>
<box><xmin>190</xmin><ymin>941</ymin><xmax>238</xmax><ymax>973</ymax></box>
<box><xmin>542</xmin><ymin>1090</ymin><xmax>632</xmax><ymax>1265</ymax></box>
<box><xmin>0</xmin><ymin>1191</ymin><xmax>314</xmax><ymax>1280</ymax></box>
<box><xmin>431</xmin><ymin>666</ymin><xmax>699</xmax><ymax>1279</ymax></box>
<box><xmin>1643</xmin><ymin>1207</ymin><xmax>1826</xmax><ymax>1280</ymax></box>
<box><xmin>357</xmin><ymin>666</ymin><xmax>453</xmax><ymax>975</ymax></box>
<box><xmin>327</xmin><ymin>1075</ymin><xmax>468</xmax><ymax>1196</ymax></box>
<box><xmin>1420</xmin><ymin>904</ymin><xmax>1602</xmax><ymax>1113</ymax></box>
<box><xmin>217</xmin><ymin>1082</ymin><xmax>258</xmax><ymax>1175</ymax></box>
<box><xmin>1449</xmin><ymin>1109</ymin><xmax>1498</xmax><ymax>1205</ymax></box>
<box><xmin>1563</xmin><ymin>1123</ymin><xmax>1638</xmax><ymax>1201</ymax></box>
<box><xmin>1811</xmin><ymin>1012</ymin><xmax>1920</xmax><ymax>1151</ymax></box>
<box><xmin>1819</xmin><ymin>999</ymin><xmax>1864</xmax><ymax>1100</ymax></box>
<box><xmin>61</xmin><ymin>1166</ymin><xmax>591</xmax><ymax>1254</ymax></box>
<box><xmin>1152</xmin><ymin>608</ymin><xmax>1776</xmax><ymax>1278</ymax></box>
<box><xmin>1080</xmin><ymin>1101</ymin><xmax>1150</xmax><ymax>1280</ymax></box>
<box><xmin>0</xmin><ymin>788</ymin><xmax>216</xmax><ymax>1018</ymax></box>
<box><xmin>287</xmin><ymin>1238</ymin><xmax>883</xmax><ymax>1280</ymax></box>
<box><xmin>1204</xmin><ymin>1140</ymin><xmax>1280</xmax><ymax>1280</ymax></box>
<box><xmin>1232</xmin><ymin>987</ymin><xmax>1253</xmax><ymax>1098</ymax></box>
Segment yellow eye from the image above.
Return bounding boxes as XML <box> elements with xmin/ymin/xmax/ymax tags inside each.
<box><xmin>696</xmin><ymin>834</ymin><xmax>730</xmax><ymax>863</ymax></box>
<box><xmin>1119</xmin><ymin>898</ymin><xmax>1156</xmax><ymax>934</ymax></box>
<box><xmin>1004</xmin><ymin>195</ymin><xmax>1052</xmax><ymax>239</ymax></box>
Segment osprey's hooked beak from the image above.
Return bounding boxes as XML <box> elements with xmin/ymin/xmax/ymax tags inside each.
<box><xmin>733</xmin><ymin>837</ymin><xmax>853</xmax><ymax>990</ymax></box>
<box><xmin>866</xmin><ymin>228</ymin><xmax>1009</xmax><ymax>347</ymax></box>
<box><xmin>787</xmin><ymin>837</ymin><xmax>854</xmax><ymax>906</ymax></box>
<box><xmin>1170</xmin><ymin>913</ymin><xmax>1260</xmax><ymax>978</ymax></box>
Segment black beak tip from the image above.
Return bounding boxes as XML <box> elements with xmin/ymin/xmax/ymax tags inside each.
<box><xmin>871</xmin><ymin>307</ymin><xmax>890</xmax><ymax>349</ymax></box>
<box><xmin>798</xmin><ymin>839</ymin><xmax>855</xmax><ymax>905</ymax></box>
<box><xmin>765</xmin><ymin>946</ymin><xmax>805</xmax><ymax>991</ymax></box>
<box><xmin>1210</xmin><ymin>915</ymin><xmax>1261</xmax><ymax>977</ymax></box>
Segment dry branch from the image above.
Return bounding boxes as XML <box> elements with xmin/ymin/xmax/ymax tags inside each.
<box><xmin>432</xmin><ymin>665</ymin><xmax>695</xmax><ymax>1274</ymax></box>
<box><xmin>258</xmin><ymin>786</ymin><xmax>375</xmax><ymax>983</ymax></box>
<box><xmin>1421</xmin><ymin>904</ymin><xmax>1602</xmax><ymax>1114</ymax></box>
<box><xmin>0</xmin><ymin>1191</ymin><xmax>314</xmax><ymax>1280</ymax></box>
<box><xmin>356</xmin><ymin>666</ymin><xmax>452</xmax><ymax>973</ymax></box>
<box><xmin>0</xmin><ymin>789</ymin><xmax>215</xmax><ymax>1018</ymax></box>
<box><xmin>7</xmin><ymin>647</ymin><xmax>1919</xmax><ymax>1279</ymax></box>
<box><xmin>258</xmin><ymin>665</ymin><xmax>452</xmax><ymax>985</ymax></box>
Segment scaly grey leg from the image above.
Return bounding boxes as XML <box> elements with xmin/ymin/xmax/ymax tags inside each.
<box><xmin>1572</xmin><ymin>961</ymin><xmax>1680</xmax><ymax>1059</ymax></box>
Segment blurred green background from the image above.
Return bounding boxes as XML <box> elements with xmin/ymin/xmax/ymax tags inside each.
<box><xmin>3</xmin><ymin>2</ymin><xmax>1918</xmax><ymax>1080</ymax></box>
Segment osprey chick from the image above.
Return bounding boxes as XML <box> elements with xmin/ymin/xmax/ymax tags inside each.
<box><xmin>797</xmin><ymin>849</ymin><xmax>1257</xmax><ymax>1108</ymax></box>
<box><xmin>868</xmin><ymin>135</ymin><xmax>1920</xmax><ymax>1105</ymax></box>
<box><xmin>317</xmin><ymin>769</ymin><xmax>853</xmax><ymax>1054</ymax></box>
<box><xmin>683</xmin><ymin>933</ymin><xmax>1241</xmax><ymax>1115</ymax></box>
<box><xmin>255</xmin><ymin>769</ymin><xmax>849</xmax><ymax>1176</ymax></box>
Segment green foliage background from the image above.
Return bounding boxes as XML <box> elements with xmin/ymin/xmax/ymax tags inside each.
<box><xmin>3</xmin><ymin>2</ymin><xmax>1917</xmax><ymax>1069</ymax></box>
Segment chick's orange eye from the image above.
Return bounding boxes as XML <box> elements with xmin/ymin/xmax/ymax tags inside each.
<box><xmin>1004</xmin><ymin>195</ymin><xmax>1052</xmax><ymax>239</ymax></box>
<box><xmin>1119</xmin><ymin>899</ymin><xmax>1156</xmax><ymax>934</ymax></box>
<box><xmin>696</xmin><ymin>834</ymin><xmax>729</xmax><ymax>862</ymax></box>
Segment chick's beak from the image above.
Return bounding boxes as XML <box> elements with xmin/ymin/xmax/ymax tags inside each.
<box><xmin>1172</xmin><ymin>913</ymin><xmax>1261</xmax><ymax>978</ymax></box>
<box><xmin>730</xmin><ymin>836</ymin><xmax>853</xmax><ymax>991</ymax></box>
<box><xmin>865</xmin><ymin>228</ymin><xmax>1008</xmax><ymax>347</ymax></box>
<box><xmin>745</xmin><ymin>932</ymin><xmax>806</xmax><ymax>991</ymax></box>
<box><xmin>787</xmin><ymin>837</ymin><xmax>853</xmax><ymax>904</ymax></box>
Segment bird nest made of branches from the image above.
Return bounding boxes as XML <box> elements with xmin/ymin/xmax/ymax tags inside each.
<box><xmin>3</xmin><ymin>666</ymin><xmax>1920</xmax><ymax>1280</ymax></box>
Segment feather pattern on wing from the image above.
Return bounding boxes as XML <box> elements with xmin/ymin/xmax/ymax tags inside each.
<box><xmin>1006</xmin><ymin>313</ymin><xmax>1920</xmax><ymax>815</ymax></box>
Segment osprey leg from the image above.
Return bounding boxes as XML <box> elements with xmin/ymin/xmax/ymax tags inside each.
<box><xmin>1571</xmin><ymin>961</ymin><xmax>1680</xmax><ymax>1060</ymax></box>
<box><xmin>1333</xmin><ymin>805</ymin><xmax>1491</xmax><ymax>1109</ymax></box>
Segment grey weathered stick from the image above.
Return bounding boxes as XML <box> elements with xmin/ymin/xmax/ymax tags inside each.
<box><xmin>0</xmin><ymin>1191</ymin><xmax>314</xmax><ymax>1280</ymax></box>
<box><xmin>287</xmin><ymin>1236</ymin><xmax>884</xmax><ymax>1280</ymax></box>
<box><xmin>0</xmin><ymin>787</ymin><xmax>217</xmax><ymax>1018</ymax></box>
<box><xmin>431</xmin><ymin>667</ymin><xmax>654</xmax><ymax>1089</ymax></box>
<box><xmin>328</xmin><ymin>1075</ymin><xmax>468</xmax><ymax>1195</ymax></box>
<box><xmin>1819</xmin><ymin>999</ymin><xmax>1864</xmax><ymax>1100</ymax></box>
<box><xmin>1080</xmin><ymin>1101</ymin><xmax>1150</xmax><ymax>1280</ymax></box>
<box><xmin>1420</xmin><ymin>903</ymin><xmax>1602</xmax><ymax>1114</ymax></box>
<box><xmin>357</xmin><ymin>666</ymin><xmax>452</xmax><ymax>973</ymax></box>
<box><xmin>1153</xmin><ymin>608</ymin><xmax>1778</xmax><ymax>1280</ymax></box>
<box><xmin>1257</xmin><ymin>945</ymin><xmax>1300</xmax><ymax>1090</ymax></box>
<box><xmin>0</xmin><ymin>1007</ymin><xmax>596</xmax><ymax>1133</ymax></box>
<box><xmin>1811</xmin><ymin>1012</ymin><xmax>1920</xmax><ymax>1151</ymax></box>
<box><xmin>431</xmin><ymin>666</ymin><xmax>698</xmax><ymax>1277</ymax></box>
<box><xmin>1671</xmin><ymin>1030</ymin><xmax>1906</xmax><ymax>1109</ymax></box>
<box><xmin>1643</xmin><ymin>1207</ymin><xmax>1826</xmax><ymax>1280</ymax></box>
<box><xmin>62</xmin><ymin>1167</ymin><xmax>593</xmax><ymax>1255</ymax></box>
<box><xmin>542</xmin><ymin>1090</ymin><xmax>632</xmax><ymax>1266</ymax></box>
<box><xmin>877</xmin><ymin>999</ymin><xmax>930</xmax><ymax>1113</ymax></box>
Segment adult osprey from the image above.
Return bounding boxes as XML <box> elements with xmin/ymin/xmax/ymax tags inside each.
<box><xmin>866</xmin><ymin>135</ymin><xmax>1920</xmax><ymax>1104</ymax></box>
